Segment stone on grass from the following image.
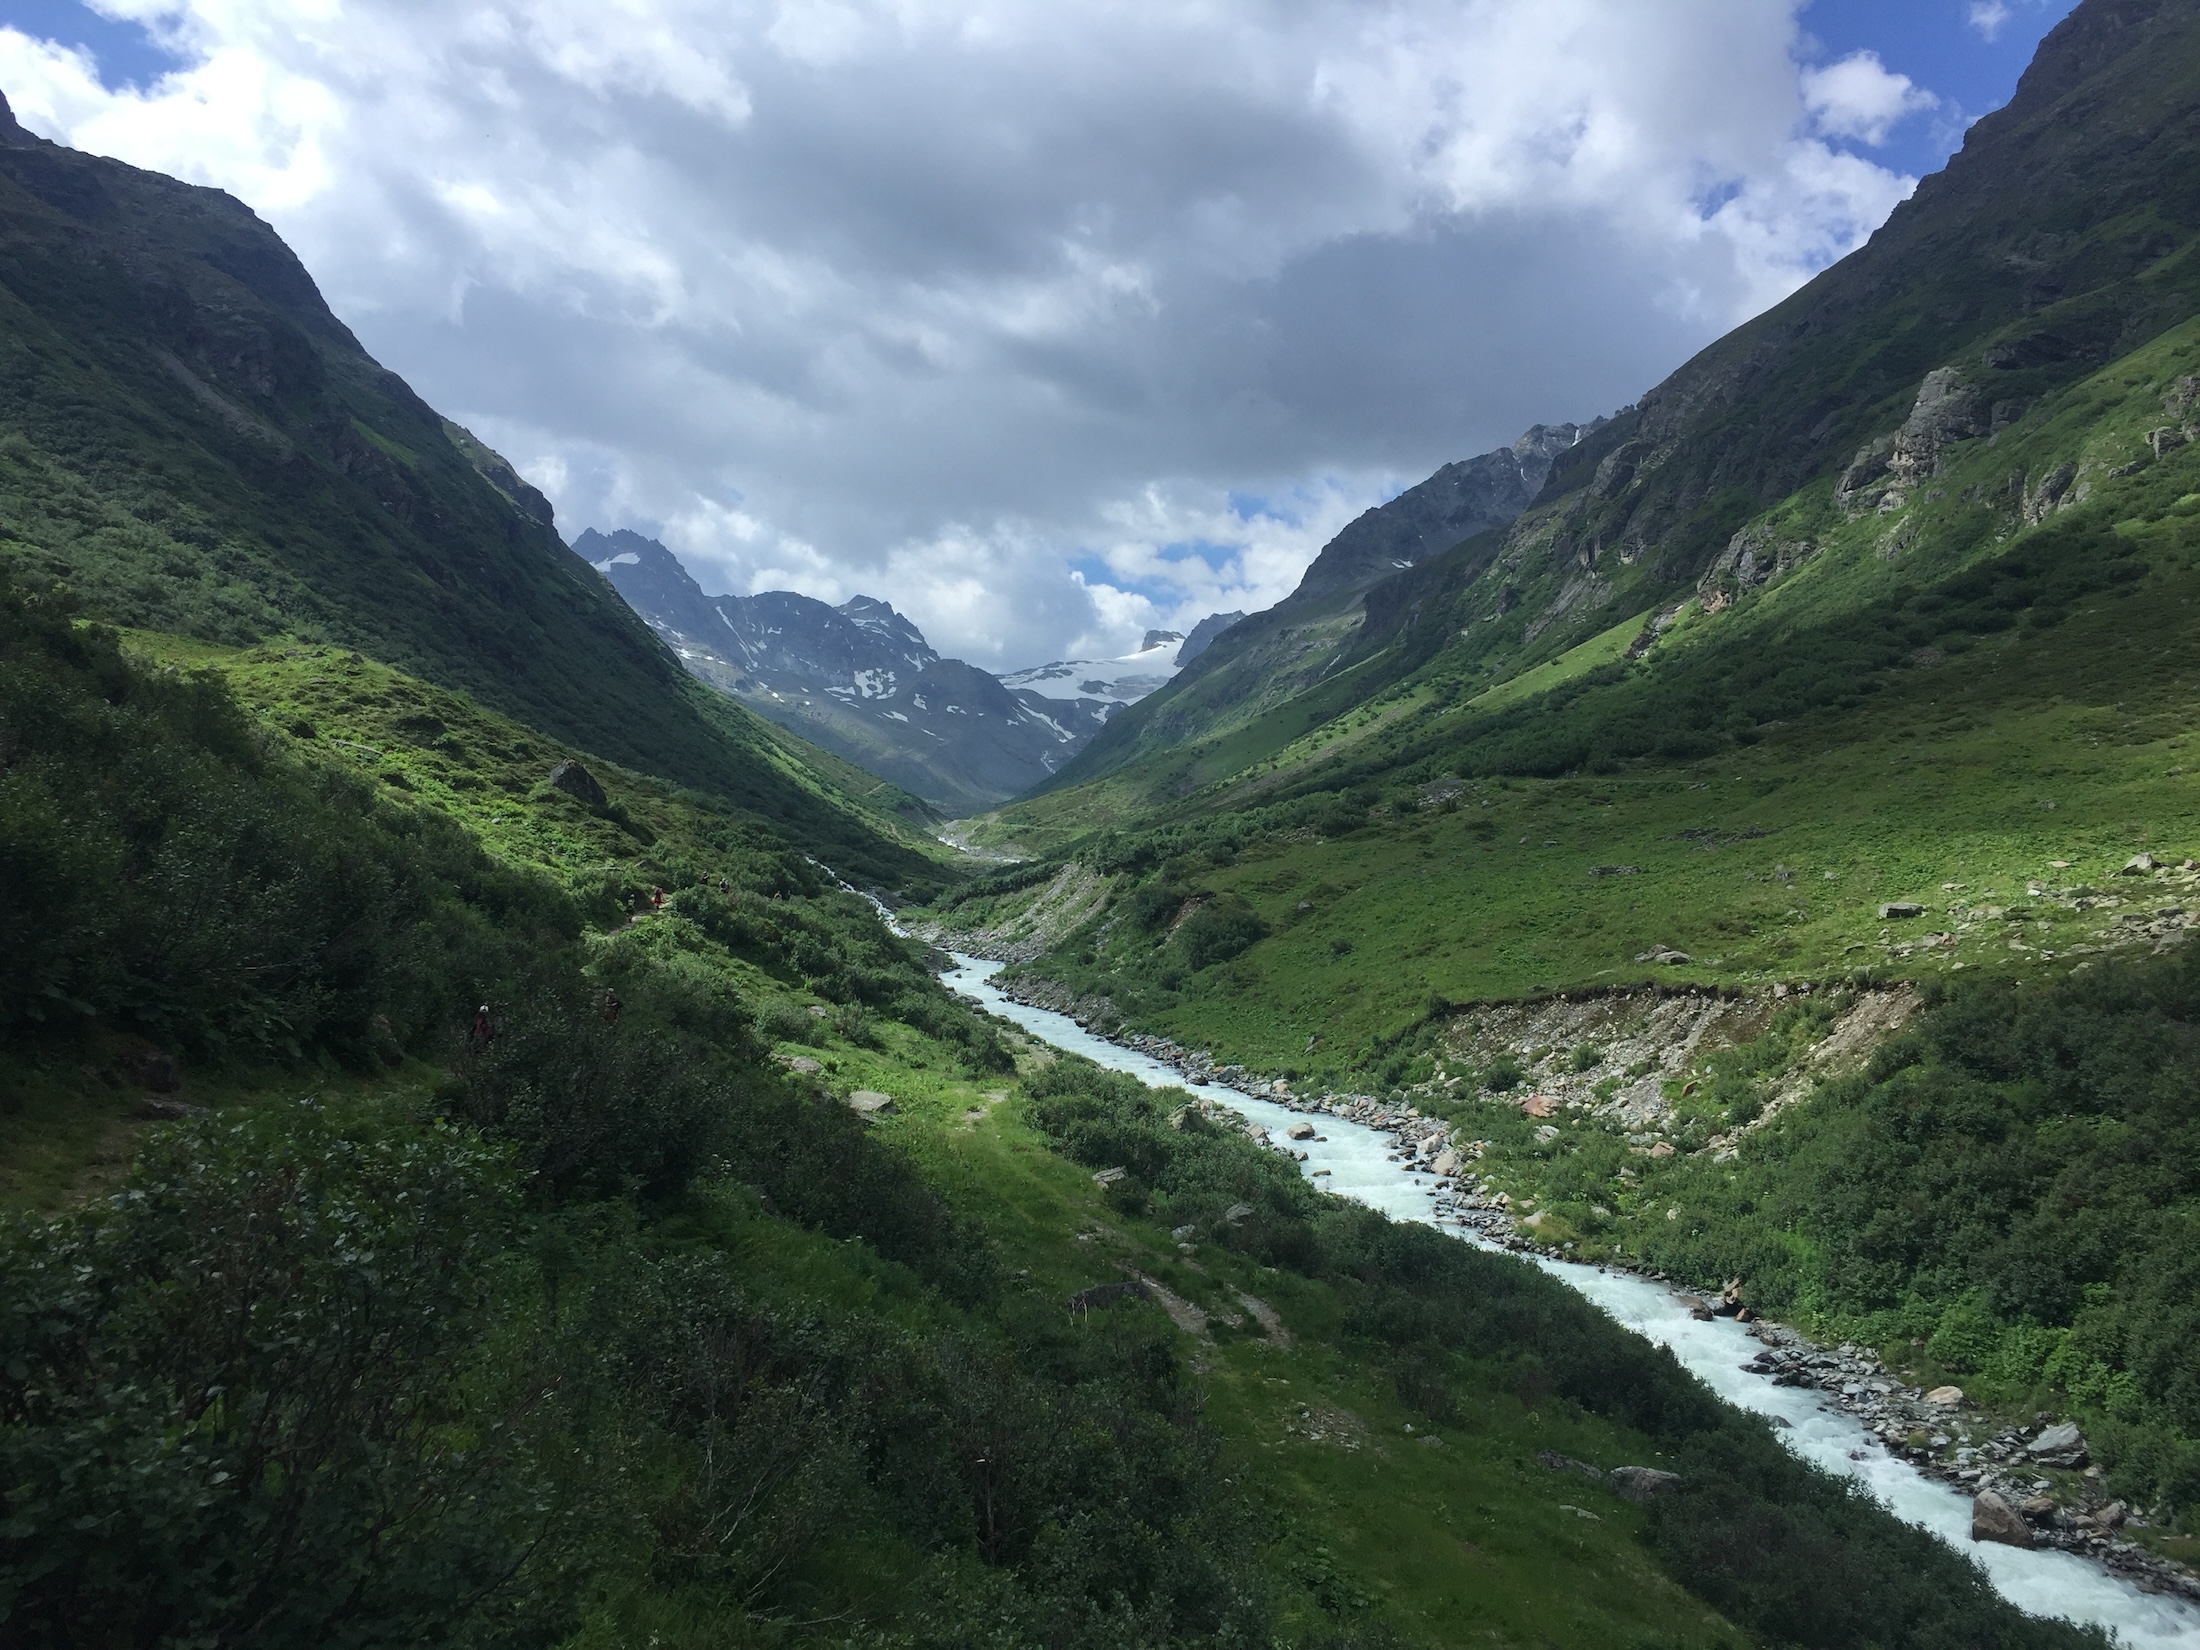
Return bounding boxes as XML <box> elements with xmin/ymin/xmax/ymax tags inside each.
<box><xmin>846</xmin><ymin>1090</ymin><xmax>895</xmax><ymax>1117</ymax></box>
<box><xmin>1608</xmin><ymin>1467</ymin><xmax>1682</xmax><ymax>1503</ymax></box>
<box><xmin>546</xmin><ymin>760</ymin><xmax>607</xmax><ymax>806</ymax></box>
<box><xmin>2118</xmin><ymin>853</ymin><xmax>2159</xmax><ymax>876</ymax></box>
<box><xmin>1878</xmin><ymin>902</ymin><xmax>1926</xmax><ymax>920</ymax></box>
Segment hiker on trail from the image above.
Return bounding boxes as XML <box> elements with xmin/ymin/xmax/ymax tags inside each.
<box><xmin>469</xmin><ymin>1003</ymin><xmax>494</xmax><ymax>1050</ymax></box>
<box><xmin>651</xmin><ymin>886</ymin><xmax>664</xmax><ymax>911</ymax></box>
<box><xmin>718</xmin><ymin>875</ymin><xmax>729</xmax><ymax>894</ymax></box>
<box><xmin>603</xmin><ymin>988</ymin><xmax>622</xmax><ymax>1025</ymax></box>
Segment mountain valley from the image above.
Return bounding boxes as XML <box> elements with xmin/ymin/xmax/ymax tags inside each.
<box><xmin>5</xmin><ymin>2</ymin><xmax>2200</xmax><ymax>1645</ymax></box>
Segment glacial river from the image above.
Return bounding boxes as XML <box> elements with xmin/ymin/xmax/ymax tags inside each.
<box><xmin>944</xmin><ymin>954</ymin><xmax>2200</xmax><ymax>1646</ymax></box>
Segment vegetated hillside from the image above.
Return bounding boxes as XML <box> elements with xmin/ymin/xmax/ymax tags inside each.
<box><xmin>581</xmin><ymin>527</ymin><xmax>1097</xmax><ymax>814</ymax></box>
<box><xmin>904</xmin><ymin>0</ymin><xmax>2200</xmax><ymax>1567</ymax></box>
<box><xmin>0</xmin><ymin>95</ymin><xmax>939</xmax><ymax>891</ymax></box>
<box><xmin>0</xmin><ymin>574</ymin><xmax>2110</xmax><ymax>1649</ymax></box>
<box><xmin>994</xmin><ymin>0</ymin><xmax>2200</xmax><ymax>846</ymax></box>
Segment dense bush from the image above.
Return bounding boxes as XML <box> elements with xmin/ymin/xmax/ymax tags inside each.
<box><xmin>0</xmin><ymin>1109</ymin><xmax>571</xmax><ymax>1649</ymax></box>
<box><xmin>1176</xmin><ymin>897</ymin><xmax>1269</xmax><ymax>971</ymax></box>
<box><xmin>0</xmin><ymin>574</ymin><xmax>561</xmax><ymax>1064</ymax></box>
<box><xmin>1628</xmin><ymin>948</ymin><xmax>2200</xmax><ymax>1522</ymax></box>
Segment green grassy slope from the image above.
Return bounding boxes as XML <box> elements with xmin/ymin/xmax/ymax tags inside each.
<box><xmin>927</xmin><ymin>317</ymin><xmax>2200</xmax><ymax>1060</ymax></box>
<box><xmin>0</xmin><ymin>117</ymin><xmax>940</xmax><ymax>891</ymax></box>
<box><xmin>1</xmin><ymin>584</ymin><xmax>2106</xmax><ymax>1647</ymax></box>
<box><xmin>1008</xmin><ymin>0</ymin><xmax>2200</xmax><ymax>829</ymax></box>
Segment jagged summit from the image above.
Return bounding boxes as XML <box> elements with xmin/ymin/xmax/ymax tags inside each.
<box><xmin>1287</xmin><ymin>421</ymin><xmax>1598</xmax><ymax>605</ymax></box>
<box><xmin>582</xmin><ymin>526</ymin><xmax>1195</xmax><ymax>813</ymax></box>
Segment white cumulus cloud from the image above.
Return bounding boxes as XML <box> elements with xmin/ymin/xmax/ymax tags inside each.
<box><xmin>0</xmin><ymin>0</ymin><xmax>1933</xmax><ymax>668</ymax></box>
<box><xmin>1802</xmin><ymin>50</ymin><xmax>1938</xmax><ymax>147</ymax></box>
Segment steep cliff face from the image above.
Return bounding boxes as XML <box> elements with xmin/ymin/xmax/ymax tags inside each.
<box><xmin>1288</xmin><ymin>424</ymin><xmax>1594</xmax><ymax>603</ymax></box>
<box><xmin>584</xmin><ymin>528</ymin><xmax>1141</xmax><ymax>813</ymax></box>
<box><xmin>0</xmin><ymin>92</ymin><xmax>936</xmax><ymax>887</ymax></box>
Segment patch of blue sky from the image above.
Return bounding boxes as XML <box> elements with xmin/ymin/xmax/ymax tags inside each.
<box><xmin>1803</xmin><ymin>0</ymin><xmax>2080</xmax><ymax>178</ymax></box>
<box><xmin>2</xmin><ymin>1</ymin><xmax>186</xmax><ymax>91</ymax></box>
<box><xmin>1069</xmin><ymin>537</ymin><xmax>1238</xmax><ymax>606</ymax></box>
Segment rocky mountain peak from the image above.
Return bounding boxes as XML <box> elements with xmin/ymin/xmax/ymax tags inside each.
<box><xmin>0</xmin><ymin>90</ymin><xmax>30</xmax><ymax>148</ymax></box>
<box><xmin>1283</xmin><ymin>420</ymin><xmax>1596</xmax><ymax>606</ymax></box>
<box><xmin>1176</xmin><ymin>611</ymin><xmax>1246</xmax><ymax>665</ymax></box>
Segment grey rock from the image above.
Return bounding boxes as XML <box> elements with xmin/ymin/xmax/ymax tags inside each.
<box><xmin>2117</xmin><ymin>853</ymin><xmax>2159</xmax><ymax>876</ymax></box>
<box><xmin>118</xmin><ymin>1044</ymin><xmax>182</xmax><ymax>1093</ymax></box>
<box><xmin>846</xmin><ymin>1090</ymin><xmax>896</xmax><ymax>1117</ymax></box>
<box><xmin>1091</xmin><ymin>1166</ymin><xmax>1127</xmax><ymax>1185</ymax></box>
<box><xmin>1973</xmin><ymin>1490</ymin><xmax>2034</xmax><ymax>1548</ymax></box>
<box><xmin>1536</xmin><ymin>1450</ymin><xmax>1606</xmax><ymax>1483</ymax></box>
<box><xmin>546</xmin><ymin>760</ymin><xmax>607</xmax><ymax>806</ymax></box>
<box><xmin>1888</xmin><ymin>368</ymin><xmax>1984</xmax><ymax>487</ymax></box>
<box><xmin>2027</xmin><ymin>1421</ymin><xmax>2088</xmax><ymax>1467</ymax></box>
<box><xmin>1608</xmin><ymin>1467</ymin><xmax>1682</xmax><ymax>1503</ymax></box>
<box><xmin>134</xmin><ymin>1096</ymin><xmax>204</xmax><ymax>1121</ymax></box>
<box><xmin>2029</xmin><ymin>461</ymin><xmax>2077</xmax><ymax>523</ymax></box>
<box><xmin>1067</xmin><ymin>1280</ymin><xmax>1148</xmax><ymax>1315</ymax></box>
<box><xmin>1175</xmin><ymin>612</ymin><xmax>1247</xmax><ymax>666</ymax></box>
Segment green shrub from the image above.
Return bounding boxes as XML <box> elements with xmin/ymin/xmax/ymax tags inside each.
<box><xmin>1176</xmin><ymin>898</ymin><xmax>1268</xmax><ymax>971</ymax></box>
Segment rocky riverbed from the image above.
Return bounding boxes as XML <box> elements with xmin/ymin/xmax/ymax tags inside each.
<box><xmin>971</xmin><ymin>966</ymin><xmax>2200</xmax><ymax>1608</ymax></box>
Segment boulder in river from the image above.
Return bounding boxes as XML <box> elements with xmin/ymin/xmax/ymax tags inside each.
<box><xmin>1287</xmin><ymin>1121</ymin><xmax>1316</xmax><ymax>1140</ymax></box>
<box><xmin>1972</xmin><ymin>1490</ymin><xmax>2033</xmax><ymax>1548</ymax></box>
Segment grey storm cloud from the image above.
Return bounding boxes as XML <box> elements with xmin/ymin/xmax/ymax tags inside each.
<box><xmin>2</xmin><ymin>0</ymin><xmax>1931</xmax><ymax>667</ymax></box>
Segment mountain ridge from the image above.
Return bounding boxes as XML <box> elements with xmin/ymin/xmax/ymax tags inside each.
<box><xmin>0</xmin><ymin>91</ymin><xmax>942</xmax><ymax>889</ymax></box>
<box><xmin>584</xmin><ymin>526</ymin><xmax>1214</xmax><ymax>813</ymax></box>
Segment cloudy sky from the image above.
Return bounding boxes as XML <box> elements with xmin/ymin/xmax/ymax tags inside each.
<box><xmin>2</xmin><ymin>0</ymin><xmax>2074</xmax><ymax>668</ymax></box>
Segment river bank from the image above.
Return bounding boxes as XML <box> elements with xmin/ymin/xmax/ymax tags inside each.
<box><xmin>947</xmin><ymin>956</ymin><xmax>2200</xmax><ymax>1641</ymax></box>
